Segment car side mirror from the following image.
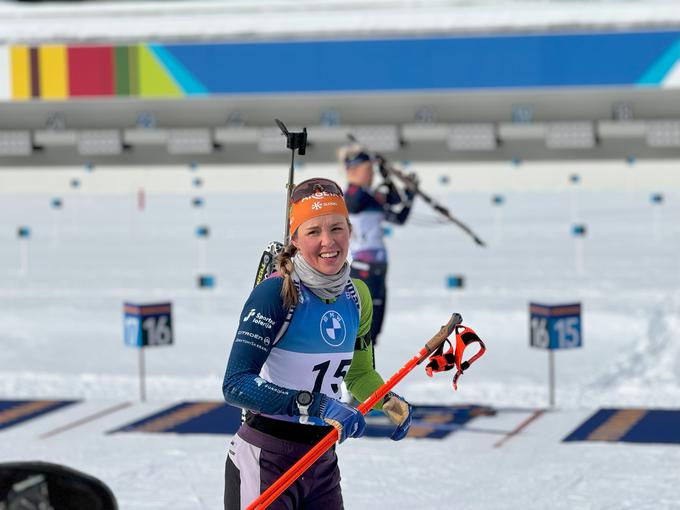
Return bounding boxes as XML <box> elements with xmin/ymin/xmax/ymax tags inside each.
<box><xmin>0</xmin><ymin>461</ymin><xmax>117</xmax><ymax>510</ymax></box>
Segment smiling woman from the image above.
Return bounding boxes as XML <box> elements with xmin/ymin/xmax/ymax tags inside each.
<box><xmin>221</xmin><ymin>177</ymin><xmax>413</xmax><ymax>510</ymax></box>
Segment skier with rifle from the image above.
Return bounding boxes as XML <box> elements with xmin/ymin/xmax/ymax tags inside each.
<box><xmin>222</xmin><ymin>177</ymin><xmax>413</xmax><ymax>509</ymax></box>
<box><xmin>339</xmin><ymin>144</ymin><xmax>418</xmax><ymax>345</ymax></box>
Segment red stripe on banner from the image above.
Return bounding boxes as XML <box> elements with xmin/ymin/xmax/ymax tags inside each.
<box><xmin>68</xmin><ymin>46</ymin><xmax>114</xmax><ymax>97</ymax></box>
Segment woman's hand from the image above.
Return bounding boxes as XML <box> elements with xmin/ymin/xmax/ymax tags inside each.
<box><xmin>319</xmin><ymin>396</ymin><xmax>366</xmax><ymax>443</ymax></box>
<box><xmin>383</xmin><ymin>392</ymin><xmax>413</xmax><ymax>441</ymax></box>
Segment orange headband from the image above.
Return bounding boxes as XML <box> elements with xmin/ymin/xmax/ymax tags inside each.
<box><xmin>289</xmin><ymin>191</ymin><xmax>349</xmax><ymax>236</ymax></box>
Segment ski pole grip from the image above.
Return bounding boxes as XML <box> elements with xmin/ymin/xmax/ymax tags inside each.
<box><xmin>422</xmin><ymin>313</ymin><xmax>462</xmax><ymax>360</ymax></box>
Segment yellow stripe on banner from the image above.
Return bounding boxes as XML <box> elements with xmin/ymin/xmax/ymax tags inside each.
<box><xmin>0</xmin><ymin>401</ymin><xmax>58</xmax><ymax>426</ymax></box>
<box><xmin>138</xmin><ymin>402</ymin><xmax>222</xmax><ymax>433</ymax></box>
<box><xmin>0</xmin><ymin>46</ymin><xmax>11</xmax><ymax>100</ymax></box>
<box><xmin>10</xmin><ymin>46</ymin><xmax>30</xmax><ymax>100</ymax></box>
<box><xmin>39</xmin><ymin>45</ymin><xmax>68</xmax><ymax>99</ymax></box>
<box><xmin>587</xmin><ymin>409</ymin><xmax>647</xmax><ymax>442</ymax></box>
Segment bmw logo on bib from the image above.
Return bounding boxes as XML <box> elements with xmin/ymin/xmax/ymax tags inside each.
<box><xmin>320</xmin><ymin>311</ymin><xmax>346</xmax><ymax>347</ymax></box>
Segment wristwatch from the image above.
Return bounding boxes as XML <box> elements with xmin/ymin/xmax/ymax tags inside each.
<box><xmin>296</xmin><ymin>390</ymin><xmax>313</xmax><ymax>417</ymax></box>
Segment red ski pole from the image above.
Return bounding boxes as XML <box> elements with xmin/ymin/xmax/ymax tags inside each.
<box><xmin>245</xmin><ymin>313</ymin><xmax>463</xmax><ymax>510</ymax></box>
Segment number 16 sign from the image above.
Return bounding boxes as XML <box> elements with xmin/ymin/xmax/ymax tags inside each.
<box><xmin>529</xmin><ymin>302</ymin><xmax>582</xmax><ymax>407</ymax></box>
<box><xmin>123</xmin><ymin>302</ymin><xmax>173</xmax><ymax>401</ymax></box>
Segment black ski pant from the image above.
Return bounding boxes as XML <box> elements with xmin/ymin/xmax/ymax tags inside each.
<box><xmin>350</xmin><ymin>261</ymin><xmax>388</xmax><ymax>345</ymax></box>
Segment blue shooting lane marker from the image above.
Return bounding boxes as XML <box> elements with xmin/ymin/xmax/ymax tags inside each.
<box><xmin>51</xmin><ymin>197</ymin><xmax>63</xmax><ymax>209</ymax></box>
<box><xmin>0</xmin><ymin>400</ymin><xmax>78</xmax><ymax>431</ymax></box>
<box><xmin>650</xmin><ymin>192</ymin><xmax>664</xmax><ymax>204</ymax></box>
<box><xmin>110</xmin><ymin>402</ymin><xmax>494</xmax><ymax>439</ymax></box>
<box><xmin>192</xmin><ymin>197</ymin><xmax>204</xmax><ymax>208</ymax></box>
<box><xmin>16</xmin><ymin>226</ymin><xmax>30</xmax><ymax>239</ymax></box>
<box><xmin>564</xmin><ymin>409</ymin><xmax>680</xmax><ymax>445</ymax></box>
<box><xmin>195</xmin><ymin>225</ymin><xmax>210</xmax><ymax>238</ymax></box>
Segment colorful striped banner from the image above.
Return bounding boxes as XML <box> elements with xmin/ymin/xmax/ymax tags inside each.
<box><xmin>1</xmin><ymin>30</ymin><xmax>680</xmax><ymax>102</ymax></box>
<box><xmin>2</xmin><ymin>43</ymin><xmax>189</xmax><ymax>101</ymax></box>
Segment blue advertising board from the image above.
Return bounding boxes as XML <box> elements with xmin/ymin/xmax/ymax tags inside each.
<box><xmin>529</xmin><ymin>303</ymin><xmax>582</xmax><ymax>350</ymax></box>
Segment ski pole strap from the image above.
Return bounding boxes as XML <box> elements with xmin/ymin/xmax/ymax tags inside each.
<box><xmin>425</xmin><ymin>324</ymin><xmax>486</xmax><ymax>390</ymax></box>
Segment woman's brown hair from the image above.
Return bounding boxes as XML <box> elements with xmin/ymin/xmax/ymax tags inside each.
<box><xmin>276</xmin><ymin>243</ymin><xmax>299</xmax><ymax>308</ymax></box>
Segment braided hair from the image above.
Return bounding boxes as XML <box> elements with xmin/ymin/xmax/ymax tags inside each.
<box><xmin>276</xmin><ymin>242</ymin><xmax>299</xmax><ymax>308</ymax></box>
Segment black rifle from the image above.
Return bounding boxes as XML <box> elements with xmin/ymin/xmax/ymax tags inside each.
<box><xmin>375</xmin><ymin>154</ymin><xmax>486</xmax><ymax>247</ymax></box>
<box><xmin>252</xmin><ymin>120</ymin><xmax>307</xmax><ymax>288</ymax></box>
<box><xmin>347</xmin><ymin>133</ymin><xmax>485</xmax><ymax>247</ymax></box>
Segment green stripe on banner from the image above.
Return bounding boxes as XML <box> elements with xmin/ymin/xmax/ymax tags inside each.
<box><xmin>137</xmin><ymin>44</ymin><xmax>181</xmax><ymax>97</ymax></box>
<box><xmin>638</xmin><ymin>39</ymin><xmax>680</xmax><ymax>85</ymax></box>
<box><xmin>128</xmin><ymin>45</ymin><xmax>139</xmax><ymax>96</ymax></box>
<box><xmin>115</xmin><ymin>46</ymin><xmax>129</xmax><ymax>96</ymax></box>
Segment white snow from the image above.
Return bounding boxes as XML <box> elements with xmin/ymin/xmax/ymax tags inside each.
<box><xmin>1</xmin><ymin>164</ymin><xmax>680</xmax><ymax>509</ymax></box>
<box><xmin>2</xmin><ymin>0</ymin><xmax>680</xmax><ymax>43</ymax></box>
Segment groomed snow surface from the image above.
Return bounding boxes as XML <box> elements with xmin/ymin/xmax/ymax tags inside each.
<box><xmin>1</xmin><ymin>167</ymin><xmax>680</xmax><ymax>509</ymax></box>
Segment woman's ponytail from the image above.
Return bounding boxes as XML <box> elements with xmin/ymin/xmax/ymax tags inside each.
<box><xmin>276</xmin><ymin>243</ymin><xmax>299</xmax><ymax>308</ymax></box>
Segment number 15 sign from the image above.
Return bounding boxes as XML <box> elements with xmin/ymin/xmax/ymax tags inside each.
<box><xmin>529</xmin><ymin>303</ymin><xmax>582</xmax><ymax>350</ymax></box>
<box><xmin>529</xmin><ymin>302</ymin><xmax>581</xmax><ymax>407</ymax></box>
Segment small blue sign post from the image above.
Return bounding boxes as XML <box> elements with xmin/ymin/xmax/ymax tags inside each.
<box><xmin>17</xmin><ymin>226</ymin><xmax>31</xmax><ymax>276</ymax></box>
<box><xmin>123</xmin><ymin>302</ymin><xmax>173</xmax><ymax>401</ymax></box>
<box><xmin>529</xmin><ymin>302</ymin><xmax>582</xmax><ymax>407</ymax></box>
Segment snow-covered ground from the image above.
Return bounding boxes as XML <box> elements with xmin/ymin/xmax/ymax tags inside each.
<box><xmin>1</xmin><ymin>165</ymin><xmax>680</xmax><ymax>509</ymax></box>
<box><xmin>2</xmin><ymin>0</ymin><xmax>680</xmax><ymax>43</ymax></box>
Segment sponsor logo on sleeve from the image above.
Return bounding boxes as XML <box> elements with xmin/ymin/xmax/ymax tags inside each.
<box><xmin>242</xmin><ymin>309</ymin><xmax>276</xmax><ymax>329</ymax></box>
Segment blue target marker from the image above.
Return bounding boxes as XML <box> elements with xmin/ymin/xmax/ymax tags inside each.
<box><xmin>569</xmin><ymin>173</ymin><xmax>580</xmax><ymax>184</ymax></box>
<box><xmin>192</xmin><ymin>197</ymin><xmax>204</xmax><ymax>208</ymax></box>
<box><xmin>195</xmin><ymin>226</ymin><xmax>210</xmax><ymax>238</ymax></box>
<box><xmin>17</xmin><ymin>226</ymin><xmax>30</xmax><ymax>239</ymax></box>
<box><xmin>70</xmin><ymin>178</ymin><xmax>80</xmax><ymax>189</ymax></box>
<box><xmin>197</xmin><ymin>275</ymin><xmax>216</xmax><ymax>288</ymax></box>
<box><xmin>193</xmin><ymin>177</ymin><xmax>203</xmax><ymax>188</ymax></box>
<box><xmin>492</xmin><ymin>194</ymin><xmax>505</xmax><ymax>205</ymax></box>
<box><xmin>438</xmin><ymin>175</ymin><xmax>450</xmax><ymax>185</ymax></box>
<box><xmin>51</xmin><ymin>198</ymin><xmax>63</xmax><ymax>209</ymax></box>
<box><xmin>650</xmin><ymin>193</ymin><xmax>664</xmax><ymax>204</ymax></box>
<box><xmin>446</xmin><ymin>275</ymin><xmax>465</xmax><ymax>289</ymax></box>
<box><xmin>572</xmin><ymin>224</ymin><xmax>587</xmax><ymax>237</ymax></box>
